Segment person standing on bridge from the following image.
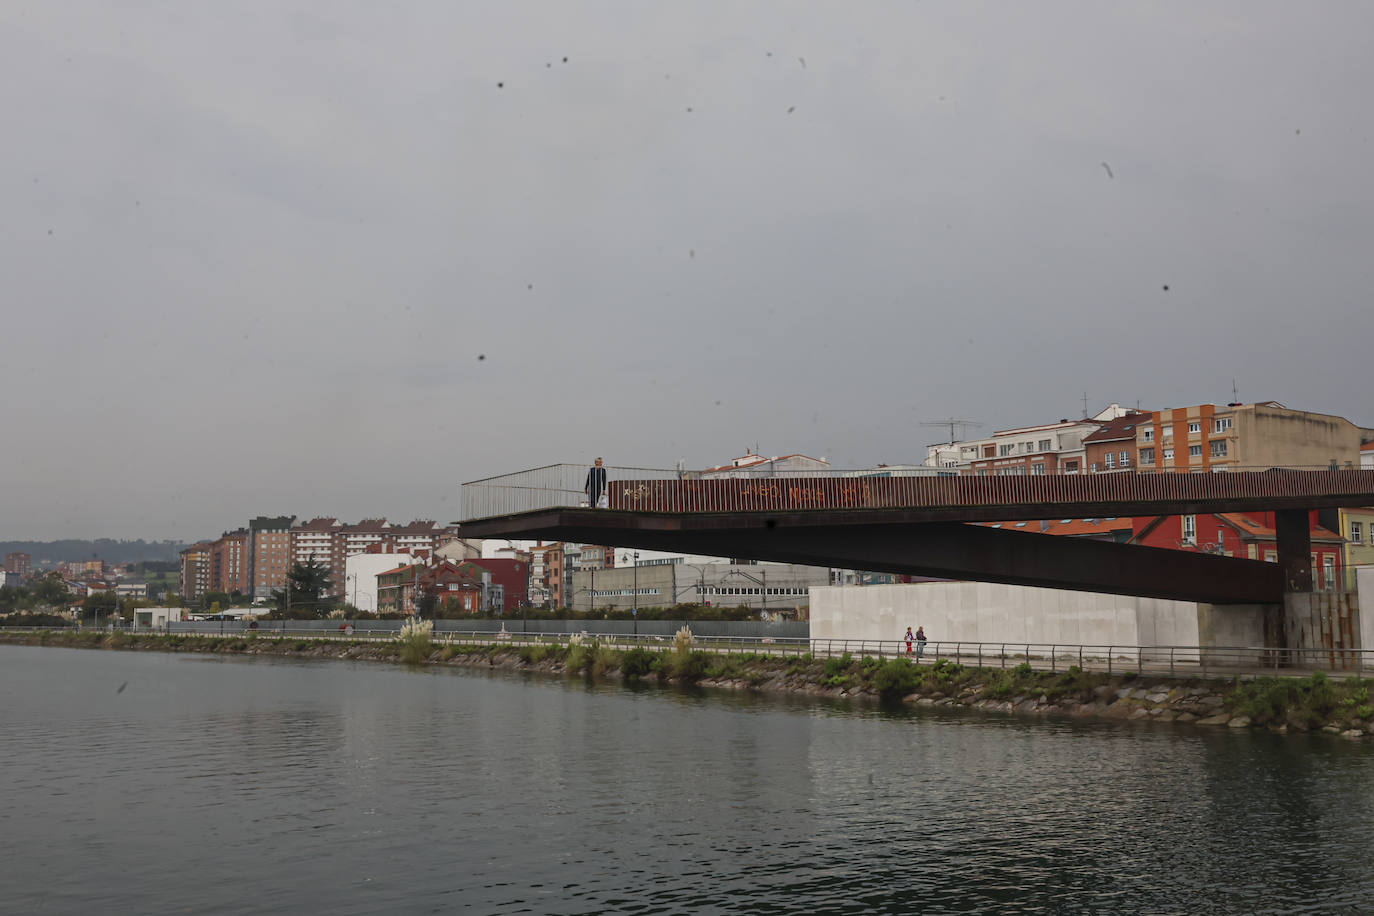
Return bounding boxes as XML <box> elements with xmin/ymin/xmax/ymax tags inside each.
<box><xmin>905</xmin><ymin>626</ymin><xmax>915</xmax><ymax>655</ymax></box>
<box><xmin>915</xmin><ymin>626</ymin><xmax>927</xmax><ymax>660</ymax></box>
<box><xmin>585</xmin><ymin>458</ymin><xmax>609</xmax><ymax>509</ymax></box>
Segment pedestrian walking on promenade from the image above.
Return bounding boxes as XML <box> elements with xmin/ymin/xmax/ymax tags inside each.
<box><xmin>915</xmin><ymin>626</ymin><xmax>927</xmax><ymax>660</ymax></box>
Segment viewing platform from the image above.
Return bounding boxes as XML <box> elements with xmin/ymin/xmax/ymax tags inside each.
<box><xmin>460</xmin><ymin>463</ymin><xmax>1374</xmax><ymax>527</ymax></box>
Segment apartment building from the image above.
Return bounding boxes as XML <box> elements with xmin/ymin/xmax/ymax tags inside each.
<box><xmin>577</xmin><ymin>545</ymin><xmax>616</xmax><ymax>570</ymax></box>
<box><xmin>1318</xmin><ymin>508</ymin><xmax>1374</xmax><ymax>582</ymax></box>
<box><xmin>248</xmin><ymin>515</ymin><xmax>295</xmax><ymax>599</ymax></box>
<box><xmin>458</xmin><ymin>558</ymin><xmax>528</xmax><ymax>612</ymax></box>
<box><xmin>376</xmin><ymin>560</ymin><xmax>485</xmax><ymax>615</ymax></box>
<box><xmin>389</xmin><ymin>520</ymin><xmax>452</xmax><ymax>556</ymax></box>
<box><xmin>291</xmin><ymin>517</ymin><xmax>341</xmax><ymax>571</ymax></box>
<box><xmin>60</xmin><ymin>559</ymin><xmax>106</xmax><ymax>579</ymax></box>
<box><xmin>527</xmin><ymin>544</ymin><xmax>554</xmax><ymax>606</ymax></box>
<box><xmin>1131</xmin><ymin>511</ymin><xmax>1346</xmax><ymax>589</ymax></box>
<box><xmin>178</xmin><ymin>541</ymin><xmax>213</xmax><ymax>601</ymax></box>
<box><xmin>928</xmin><ymin>404</ymin><xmax>1134</xmax><ymax>476</ymax></box>
<box><xmin>1083</xmin><ymin>412</ymin><xmax>1151</xmax><ymax>473</ymax></box>
<box><xmin>208</xmin><ymin>529</ymin><xmax>248</xmax><ymax>594</ymax></box>
<box><xmin>257</xmin><ymin>517</ymin><xmax>464</xmax><ymax>598</ymax></box>
<box><xmin>1135</xmin><ymin>401</ymin><xmax>1371</xmax><ymax>473</ymax></box>
<box><xmin>3</xmin><ymin>552</ymin><xmax>31</xmax><ymax>579</ymax></box>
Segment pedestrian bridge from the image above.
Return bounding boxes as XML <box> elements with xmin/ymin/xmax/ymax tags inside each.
<box><xmin>459</xmin><ymin>464</ymin><xmax>1374</xmax><ymax>605</ymax></box>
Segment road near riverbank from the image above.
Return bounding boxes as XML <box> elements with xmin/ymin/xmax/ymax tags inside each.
<box><xmin>3</xmin><ymin>629</ymin><xmax>1371</xmax><ymax>739</ymax></box>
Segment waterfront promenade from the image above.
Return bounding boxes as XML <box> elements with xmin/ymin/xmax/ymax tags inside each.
<box><xmin>11</xmin><ymin>623</ymin><xmax>1368</xmax><ymax>681</ymax></box>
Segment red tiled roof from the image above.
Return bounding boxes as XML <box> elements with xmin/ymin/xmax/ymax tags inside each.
<box><xmin>977</xmin><ymin>518</ymin><xmax>1132</xmax><ymax>537</ymax></box>
<box><xmin>376</xmin><ymin>563</ymin><xmax>422</xmax><ymax>577</ymax></box>
<box><xmin>294</xmin><ymin>517</ymin><xmax>340</xmax><ymax>531</ymax></box>
<box><xmin>389</xmin><ymin>520</ymin><xmax>439</xmax><ymax>534</ymax></box>
<box><xmin>1082</xmin><ymin>413</ymin><xmax>1151</xmax><ymax>444</ymax></box>
<box><xmin>1216</xmin><ymin>513</ymin><xmax>1344</xmax><ymax>543</ymax></box>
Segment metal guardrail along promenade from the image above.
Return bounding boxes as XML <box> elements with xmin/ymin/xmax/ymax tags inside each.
<box><xmin>459</xmin><ymin>463</ymin><xmax>1374</xmax><ymax>521</ymax></box>
<box><xmin>18</xmin><ymin>626</ymin><xmax>1369</xmax><ymax>678</ymax></box>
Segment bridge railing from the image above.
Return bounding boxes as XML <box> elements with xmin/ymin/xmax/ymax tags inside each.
<box><xmin>460</xmin><ymin>464</ymin><xmax>682</xmax><ymax>520</ymax></box>
<box><xmin>459</xmin><ymin>462</ymin><xmax>1372</xmax><ymax>521</ymax></box>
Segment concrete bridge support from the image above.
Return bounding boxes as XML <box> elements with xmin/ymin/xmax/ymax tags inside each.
<box><xmin>1274</xmin><ymin>509</ymin><xmax>1313</xmax><ymax>593</ymax></box>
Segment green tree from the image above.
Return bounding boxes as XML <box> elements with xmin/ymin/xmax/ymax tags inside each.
<box><xmin>29</xmin><ymin>574</ymin><xmax>71</xmax><ymax>608</ymax></box>
<box><xmin>200</xmin><ymin>591</ymin><xmax>232</xmax><ymax>611</ymax></box>
<box><xmin>271</xmin><ymin>558</ymin><xmax>334</xmax><ymax>618</ymax></box>
<box><xmin>82</xmin><ymin>590</ymin><xmax>119</xmax><ymax>622</ymax></box>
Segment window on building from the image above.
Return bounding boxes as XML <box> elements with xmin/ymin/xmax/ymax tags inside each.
<box><xmin>1210</xmin><ymin>441</ymin><xmax>1228</xmax><ymax>458</ymax></box>
<box><xmin>1089</xmin><ymin>463</ymin><xmax>1098</xmax><ymax>472</ymax></box>
<box><xmin>1352</xmin><ymin>521</ymin><xmax>1364</xmax><ymax>544</ymax></box>
<box><xmin>1189</xmin><ymin>444</ymin><xmax>1203</xmax><ymax>458</ymax></box>
<box><xmin>1024</xmin><ymin>441</ymin><xmax>1035</xmax><ymax>453</ymax></box>
<box><xmin>1119</xmin><ymin>451</ymin><xmax>1129</xmax><ymax>467</ymax></box>
<box><xmin>1214</xmin><ymin>417</ymin><xmax>1233</xmax><ymax>432</ymax></box>
<box><xmin>1064</xmin><ymin>460</ymin><xmax>1079</xmax><ymax>473</ymax></box>
<box><xmin>1188</xmin><ymin>421</ymin><xmax>1201</xmax><ymax>434</ymax></box>
<box><xmin>999</xmin><ymin>444</ymin><xmax>1014</xmax><ymax>456</ymax></box>
<box><xmin>1103</xmin><ymin>453</ymin><xmax>1115</xmax><ymax>469</ymax></box>
<box><xmin>1183</xmin><ymin>515</ymin><xmax>1196</xmax><ymax>543</ymax></box>
<box><xmin>1323</xmin><ymin>555</ymin><xmax>1336</xmax><ymax>591</ymax></box>
<box><xmin>1163</xmin><ymin>447</ymin><xmax>1174</xmax><ymax>461</ymax></box>
<box><xmin>1038</xmin><ymin>439</ymin><xmax>1052</xmax><ymax>451</ymax></box>
<box><xmin>1032</xmin><ymin>463</ymin><xmax>1046</xmax><ymax>476</ymax></box>
<box><xmin>1140</xmin><ymin>448</ymin><xmax>1155</xmax><ymax>464</ymax></box>
<box><xmin>1143</xmin><ymin>428</ymin><xmax>1154</xmax><ymax>442</ymax></box>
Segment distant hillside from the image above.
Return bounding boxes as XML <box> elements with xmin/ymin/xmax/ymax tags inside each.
<box><xmin>0</xmin><ymin>539</ymin><xmax>190</xmax><ymax>566</ymax></box>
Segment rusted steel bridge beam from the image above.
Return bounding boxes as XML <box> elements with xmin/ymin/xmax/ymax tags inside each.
<box><xmin>462</xmin><ymin>509</ymin><xmax>1284</xmax><ymax>604</ymax></box>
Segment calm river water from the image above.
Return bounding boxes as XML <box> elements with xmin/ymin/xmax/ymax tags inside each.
<box><xmin>4</xmin><ymin>645</ymin><xmax>1374</xmax><ymax>914</ymax></box>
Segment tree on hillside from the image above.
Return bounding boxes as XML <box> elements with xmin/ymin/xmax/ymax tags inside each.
<box><xmin>270</xmin><ymin>558</ymin><xmax>334</xmax><ymax>618</ymax></box>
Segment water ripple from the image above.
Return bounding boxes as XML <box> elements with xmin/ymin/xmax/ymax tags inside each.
<box><xmin>4</xmin><ymin>645</ymin><xmax>1374</xmax><ymax>913</ymax></box>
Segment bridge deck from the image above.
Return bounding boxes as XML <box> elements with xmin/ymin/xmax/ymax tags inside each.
<box><xmin>461</xmin><ymin>465</ymin><xmax>1374</xmax><ymax>524</ymax></box>
<box><xmin>458</xmin><ymin>466</ymin><xmax>1374</xmax><ymax>605</ymax></box>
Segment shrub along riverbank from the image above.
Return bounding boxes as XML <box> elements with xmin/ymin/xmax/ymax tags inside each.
<box><xmin>5</xmin><ymin>629</ymin><xmax>1372</xmax><ymax>738</ymax></box>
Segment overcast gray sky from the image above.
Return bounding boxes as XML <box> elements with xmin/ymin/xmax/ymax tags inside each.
<box><xmin>3</xmin><ymin>1</ymin><xmax>1372</xmax><ymax>540</ymax></box>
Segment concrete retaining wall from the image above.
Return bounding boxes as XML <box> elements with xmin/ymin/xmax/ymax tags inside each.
<box><xmin>1195</xmin><ymin>604</ymin><xmax>1270</xmax><ymax>666</ymax></box>
<box><xmin>167</xmin><ymin>618</ymin><xmax>810</xmax><ymax>640</ymax></box>
<box><xmin>810</xmin><ymin>582</ymin><xmax>1201</xmax><ymax>648</ymax></box>
<box><xmin>1361</xmin><ymin>568</ymin><xmax>1374</xmax><ymax>651</ymax></box>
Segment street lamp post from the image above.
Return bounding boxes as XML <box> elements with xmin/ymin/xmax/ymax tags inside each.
<box><xmin>621</xmin><ymin>551</ymin><xmax>639</xmax><ymax>635</ymax></box>
<box><xmin>727</xmin><ymin>568</ymin><xmax>768</xmax><ymax>617</ymax></box>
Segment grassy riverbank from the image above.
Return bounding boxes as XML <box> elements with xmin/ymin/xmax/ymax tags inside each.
<box><xmin>6</xmin><ymin>629</ymin><xmax>1373</xmax><ymax>738</ymax></box>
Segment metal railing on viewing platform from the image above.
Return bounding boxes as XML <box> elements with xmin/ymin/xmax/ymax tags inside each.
<box><xmin>459</xmin><ymin>462</ymin><xmax>1374</xmax><ymax>521</ymax></box>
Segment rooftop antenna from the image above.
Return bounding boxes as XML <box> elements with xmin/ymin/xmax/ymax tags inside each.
<box><xmin>1232</xmin><ymin>379</ymin><xmax>1240</xmax><ymax>404</ymax></box>
<box><xmin>921</xmin><ymin>418</ymin><xmax>981</xmax><ymax>446</ymax></box>
<box><xmin>1082</xmin><ymin>392</ymin><xmax>1090</xmax><ymax>419</ymax></box>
